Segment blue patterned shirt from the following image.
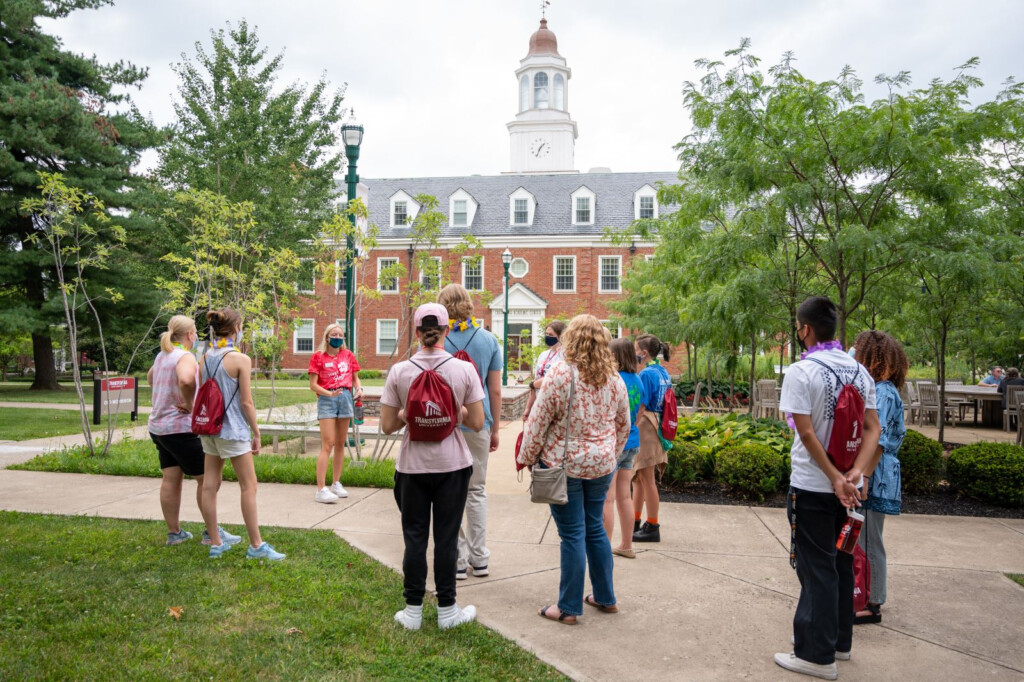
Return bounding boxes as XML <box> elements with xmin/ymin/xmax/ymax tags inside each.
<box><xmin>865</xmin><ymin>381</ymin><xmax>905</xmax><ymax>515</ymax></box>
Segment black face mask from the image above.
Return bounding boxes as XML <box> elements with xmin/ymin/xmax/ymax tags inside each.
<box><xmin>545</xmin><ymin>335</ymin><xmax>558</xmax><ymax>347</ymax></box>
<box><xmin>796</xmin><ymin>326</ymin><xmax>808</xmax><ymax>352</ymax></box>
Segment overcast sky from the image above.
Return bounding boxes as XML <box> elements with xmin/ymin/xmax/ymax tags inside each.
<box><xmin>42</xmin><ymin>0</ymin><xmax>1024</xmax><ymax>180</ymax></box>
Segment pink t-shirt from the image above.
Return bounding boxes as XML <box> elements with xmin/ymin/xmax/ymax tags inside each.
<box><xmin>381</xmin><ymin>349</ymin><xmax>485</xmax><ymax>474</ymax></box>
<box><xmin>308</xmin><ymin>350</ymin><xmax>360</xmax><ymax>390</ymax></box>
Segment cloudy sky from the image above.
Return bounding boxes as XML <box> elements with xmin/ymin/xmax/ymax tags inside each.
<box><xmin>43</xmin><ymin>0</ymin><xmax>1024</xmax><ymax>180</ymax></box>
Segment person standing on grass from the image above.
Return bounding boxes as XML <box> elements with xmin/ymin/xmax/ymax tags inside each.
<box><xmin>523</xmin><ymin>320</ymin><xmax>566</xmax><ymax>420</ymax></box>
<box><xmin>632</xmin><ymin>333</ymin><xmax>673</xmax><ymax>543</ymax></box>
<box><xmin>602</xmin><ymin>337</ymin><xmax>646</xmax><ymax>559</ymax></box>
<box><xmin>774</xmin><ymin>297</ymin><xmax>880</xmax><ymax>680</ymax></box>
<box><xmin>198</xmin><ymin>308</ymin><xmax>284</xmax><ymax>561</ymax></box>
<box><xmin>438</xmin><ymin>284</ymin><xmax>503</xmax><ymax>581</ymax></box>
<box><xmin>381</xmin><ymin>303</ymin><xmax>485</xmax><ymax>631</ymax></box>
<box><xmin>308</xmin><ymin>322</ymin><xmax>364</xmax><ymax>504</ymax></box>
<box><xmin>147</xmin><ymin>314</ymin><xmax>240</xmax><ymax>548</ymax></box>
<box><xmin>850</xmin><ymin>330</ymin><xmax>908</xmax><ymax>626</ymax></box>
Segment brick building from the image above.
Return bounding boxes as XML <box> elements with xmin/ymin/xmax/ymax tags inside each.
<box><xmin>279</xmin><ymin>19</ymin><xmax>682</xmax><ymax>376</ymax></box>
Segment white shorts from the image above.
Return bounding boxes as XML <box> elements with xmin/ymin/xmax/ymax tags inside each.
<box><xmin>200</xmin><ymin>435</ymin><xmax>252</xmax><ymax>459</ymax></box>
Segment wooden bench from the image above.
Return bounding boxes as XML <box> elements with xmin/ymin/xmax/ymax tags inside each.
<box><xmin>259</xmin><ymin>422</ymin><xmax>405</xmax><ymax>453</ymax></box>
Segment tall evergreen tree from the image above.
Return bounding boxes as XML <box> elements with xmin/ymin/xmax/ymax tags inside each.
<box><xmin>0</xmin><ymin>0</ymin><xmax>159</xmax><ymax>389</ymax></box>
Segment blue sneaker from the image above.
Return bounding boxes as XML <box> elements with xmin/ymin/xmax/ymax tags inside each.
<box><xmin>246</xmin><ymin>542</ymin><xmax>286</xmax><ymax>561</ymax></box>
<box><xmin>208</xmin><ymin>542</ymin><xmax>233</xmax><ymax>559</ymax></box>
<box><xmin>166</xmin><ymin>529</ymin><xmax>193</xmax><ymax>546</ymax></box>
<box><xmin>202</xmin><ymin>527</ymin><xmax>242</xmax><ymax>546</ymax></box>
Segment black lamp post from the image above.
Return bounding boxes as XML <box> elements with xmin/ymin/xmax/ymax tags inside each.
<box><xmin>341</xmin><ymin>110</ymin><xmax>364</xmax><ymax>347</ymax></box>
<box><xmin>501</xmin><ymin>248</ymin><xmax>513</xmax><ymax>386</ymax></box>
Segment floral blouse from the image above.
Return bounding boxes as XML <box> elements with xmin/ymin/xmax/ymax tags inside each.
<box><xmin>516</xmin><ymin>361</ymin><xmax>630</xmax><ymax>479</ymax></box>
<box><xmin>865</xmin><ymin>380</ymin><xmax>906</xmax><ymax>515</ymax></box>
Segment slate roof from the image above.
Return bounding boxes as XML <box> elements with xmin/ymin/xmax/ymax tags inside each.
<box><xmin>361</xmin><ymin>171</ymin><xmax>679</xmax><ymax>239</ymax></box>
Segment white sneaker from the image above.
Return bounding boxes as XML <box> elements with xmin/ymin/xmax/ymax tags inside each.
<box><xmin>394</xmin><ymin>605</ymin><xmax>422</xmax><ymax>630</ymax></box>
<box><xmin>315</xmin><ymin>487</ymin><xmax>339</xmax><ymax>504</ymax></box>
<box><xmin>774</xmin><ymin>652</ymin><xmax>838</xmax><ymax>680</ymax></box>
<box><xmin>438</xmin><ymin>603</ymin><xmax>476</xmax><ymax>630</ymax></box>
<box><xmin>790</xmin><ymin>636</ymin><xmax>850</xmax><ymax>661</ymax></box>
<box><xmin>330</xmin><ymin>482</ymin><xmax>349</xmax><ymax>498</ymax></box>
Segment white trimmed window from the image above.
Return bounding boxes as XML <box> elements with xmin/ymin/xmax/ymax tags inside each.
<box><xmin>394</xmin><ymin>201</ymin><xmax>408</xmax><ymax>226</ymax></box>
<box><xmin>298</xmin><ymin>260</ymin><xmax>315</xmax><ymax>295</ymax></box>
<box><xmin>420</xmin><ymin>256</ymin><xmax>442</xmax><ymax>290</ymax></box>
<box><xmin>453</xmin><ymin>200</ymin><xmax>467</xmax><ymax>227</ymax></box>
<box><xmin>645</xmin><ymin>254</ymin><xmax>654</xmax><ymax>263</ymax></box>
<box><xmin>534</xmin><ymin>72</ymin><xmax>549</xmax><ymax>109</ymax></box>
<box><xmin>520</xmin><ymin>75</ymin><xmax>529</xmax><ymax>112</ymax></box>
<box><xmin>378</xmin><ymin>257</ymin><xmax>399</xmax><ymax>293</ymax></box>
<box><xmin>294</xmin><ymin>319</ymin><xmax>314</xmax><ymax>353</ymax></box>
<box><xmin>601</xmin><ymin>320</ymin><xmax>622</xmax><ymax>339</ymax></box>
<box><xmin>514</xmin><ymin>198</ymin><xmax>529</xmax><ymax>225</ymax></box>
<box><xmin>599</xmin><ymin>256</ymin><xmax>622</xmax><ymax>293</ymax></box>
<box><xmin>462</xmin><ymin>257</ymin><xmax>484</xmax><ymax>291</ymax></box>
<box><xmin>554</xmin><ymin>256</ymin><xmax>576</xmax><ymax>293</ymax></box>
<box><xmin>509</xmin><ymin>257</ymin><xmax>529</xmax><ymax>278</ymax></box>
<box><xmin>570</xmin><ymin>186</ymin><xmax>596</xmax><ymax>226</ymax></box>
<box><xmin>634</xmin><ymin>185</ymin><xmax>659</xmax><ymax>220</ymax></box>
<box><xmin>553</xmin><ymin>73</ymin><xmax>565</xmax><ymax>110</ymax></box>
<box><xmin>509</xmin><ymin>187</ymin><xmax>536</xmax><ymax>226</ymax></box>
<box><xmin>448</xmin><ymin>189</ymin><xmax>477</xmax><ymax>228</ymax></box>
<box><xmin>389</xmin><ymin>190</ymin><xmax>419</xmax><ymax>228</ymax></box>
<box><xmin>376</xmin><ymin>319</ymin><xmax>398</xmax><ymax>355</ymax></box>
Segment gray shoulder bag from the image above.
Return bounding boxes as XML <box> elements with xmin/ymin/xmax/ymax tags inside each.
<box><xmin>529</xmin><ymin>369</ymin><xmax>575</xmax><ymax>505</ymax></box>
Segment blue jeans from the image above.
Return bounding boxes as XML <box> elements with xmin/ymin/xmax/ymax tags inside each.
<box><xmin>548</xmin><ymin>472</ymin><xmax>615</xmax><ymax>616</ymax></box>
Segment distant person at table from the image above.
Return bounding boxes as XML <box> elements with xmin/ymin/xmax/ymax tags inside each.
<box><xmin>998</xmin><ymin>368</ymin><xmax>1024</xmax><ymax>410</ymax></box>
<box><xmin>979</xmin><ymin>366</ymin><xmax>1002</xmax><ymax>386</ymax></box>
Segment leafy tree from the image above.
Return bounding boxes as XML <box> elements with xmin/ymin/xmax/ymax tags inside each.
<box><xmin>0</xmin><ymin>0</ymin><xmax>159</xmax><ymax>389</ymax></box>
<box><xmin>159</xmin><ymin>20</ymin><xmax>346</xmax><ymax>251</ymax></box>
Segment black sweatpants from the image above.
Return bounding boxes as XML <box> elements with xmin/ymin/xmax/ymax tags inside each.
<box><xmin>394</xmin><ymin>466</ymin><xmax>472</xmax><ymax>607</ymax></box>
<box><xmin>788</xmin><ymin>486</ymin><xmax>855</xmax><ymax>665</ymax></box>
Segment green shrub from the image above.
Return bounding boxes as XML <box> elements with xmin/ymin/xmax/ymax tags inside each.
<box><xmin>947</xmin><ymin>442</ymin><xmax>1024</xmax><ymax>507</ymax></box>
<box><xmin>674</xmin><ymin>412</ymin><xmax>792</xmax><ymax>458</ymax></box>
<box><xmin>716</xmin><ymin>443</ymin><xmax>787</xmax><ymax>502</ymax></box>
<box><xmin>357</xmin><ymin>369</ymin><xmax>384</xmax><ymax>379</ymax></box>
<box><xmin>665</xmin><ymin>440</ymin><xmax>714</xmax><ymax>484</ymax></box>
<box><xmin>898</xmin><ymin>429</ymin><xmax>944</xmax><ymax>494</ymax></box>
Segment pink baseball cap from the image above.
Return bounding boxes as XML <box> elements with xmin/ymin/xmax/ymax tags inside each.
<box><xmin>414</xmin><ymin>302</ymin><xmax>449</xmax><ymax>329</ymax></box>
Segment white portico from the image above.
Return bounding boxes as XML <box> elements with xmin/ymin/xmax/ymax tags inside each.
<box><xmin>507</xmin><ymin>19</ymin><xmax>578</xmax><ymax>174</ymax></box>
<box><xmin>490</xmin><ymin>283</ymin><xmax>549</xmax><ymax>370</ymax></box>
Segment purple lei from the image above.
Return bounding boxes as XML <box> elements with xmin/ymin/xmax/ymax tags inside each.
<box><xmin>786</xmin><ymin>340</ymin><xmax>846</xmax><ymax>429</ymax></box>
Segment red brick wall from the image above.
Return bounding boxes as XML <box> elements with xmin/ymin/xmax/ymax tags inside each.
<box><xmin>279</xmin><ymin>244</ymin><xmax>686</xmax><ymax>376</ymax></box>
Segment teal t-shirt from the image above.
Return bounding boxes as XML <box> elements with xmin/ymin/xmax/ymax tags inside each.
<box><xmin>619</xmin><ymin>370</ymin><xmax>644</xmax><ymax>450</ymax></box>
<box><xmin>444</xmin><ymin>323</ymin><xmax>503</xmax><ymax>431</ymax></box>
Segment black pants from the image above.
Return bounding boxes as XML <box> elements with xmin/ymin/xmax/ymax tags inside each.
<box><xmin>788</xmin><ymin>487</ymin><xmax>854</xmax><ymax>665</ymax></box>
<box><xmin>394</xmin><ymin>466</ymin><xmax>472</xmax><ymax>607</ymax></box>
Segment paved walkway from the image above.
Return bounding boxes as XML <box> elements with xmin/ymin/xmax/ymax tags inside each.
<box><xmin>1</xmin><ymin>422</ymin><xmax>1023</xmax><ymax>680</ymax></box>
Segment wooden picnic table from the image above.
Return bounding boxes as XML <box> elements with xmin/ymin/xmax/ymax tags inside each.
<box><xmin>941</xmin><ymin>384</ymin><xmax>1002</xmax><ymax>427</ymax></box>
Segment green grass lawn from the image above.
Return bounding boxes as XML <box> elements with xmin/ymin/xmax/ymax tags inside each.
<box><xmin>0</xmin><ymin>407</ymin><xmax>89</xmax><ymax>441</ymax></box>
<box><xmin>1010</xmin><ymin>574</ymin><xmax>1024</xmax><ymax>588</ymax></box>
<box><xmin>0</xmin><ymin>512</ymin><xmax>564</xmax><ymax>681</ymax></box>
<box><xmin>11</xmin><ymin>438</ymin><xmax>396</xmax><ymax>488</ymax></box>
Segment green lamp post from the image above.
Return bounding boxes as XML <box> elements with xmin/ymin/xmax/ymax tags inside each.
<box><xmin>501</xmin><ymin>247</ymin><xmax>513</xmax><ymax>386</ymax></box>
<box><xmin>341</xmin><ymin>110</ymin><xmax>364</xmax><ymax>347</ymax></box>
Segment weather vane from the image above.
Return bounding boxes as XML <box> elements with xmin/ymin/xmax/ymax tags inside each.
<box><xmin>541</xmin><ymin>0</ymin><xmax>550</xmax><ymax>19</ymax></box>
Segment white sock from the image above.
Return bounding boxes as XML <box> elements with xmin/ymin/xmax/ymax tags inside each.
<box><xmin>438</xmin><ymin>603</ymin><xmax>477</xmax><ymax>630</ymax></box>
<box><xmin>394</xmin><ymin>604</ymin><xmax>423</xmax><ymax>630</ymax></box>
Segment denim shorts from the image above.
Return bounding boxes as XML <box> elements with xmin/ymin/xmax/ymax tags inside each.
<box><xmin>317</xmin><ymin>389</ymin><xmax>354</xmax><ymax>420</ymax></box>
<box><xmin>615</xmin><ymin>447</ymin><xmax>639</xmax><ymax>472</ymax></box>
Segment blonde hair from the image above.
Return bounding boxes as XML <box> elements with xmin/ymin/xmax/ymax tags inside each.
<box><xmin>319</xmin><ymin>322</ymin><xmax>346</xmax><ymax>353</ymax></box>
<box><xmin>562</xmin><ymin>314</ymin><xmax>616</xmax><ymax>387</ymax></box>
<box><xmin>438</xmin><ymin>283</ymin><xmax>474</xmax><ymax>322</ymax></box>
<box><xmin>160</xmin><ymin>315</ymin><xmax>196</xmax><ymax>353</ymax></box>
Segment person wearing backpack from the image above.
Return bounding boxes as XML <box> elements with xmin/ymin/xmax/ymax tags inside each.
<box><xmin>380</xmin><ymin>303</ymin><xmax>485</xmax><ymax>631</ymax></box>
<box><xmin>849</xmin><ymin>330</ymin><xmax>908</xmax><ymax>626</ymax></box>
<box><xmin>308</xmin><ymin>322</ymin><xmax>364</xmax><ymax>504</ymax></box>
<box><xmin>774</xmin><ymin>297</ymin><xmax>880</xmax><ymax>680</ymax></box>
<box><xmin>632</xmin><ymin>333</ymin><xmax>673</xmax><ymax>543</ymax></box>
<box><xmin>196</xmin><ymin>308</ymin><xmax>284</xmax><ymax>562</ymax></box>
<box><xmin>438</xmin><ymin>284</ymin><xmax>503</xmax><ymax>580</ymax></box>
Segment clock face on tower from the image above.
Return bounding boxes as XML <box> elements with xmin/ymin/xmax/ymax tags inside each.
<box><xmin>529</xmin><ymin>137</ymin><xmax>551</xmax><ymax>158</ymax></box>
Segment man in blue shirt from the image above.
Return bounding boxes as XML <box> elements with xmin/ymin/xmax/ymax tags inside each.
<box><xmin>439</xmin><ymin>284</ymin><xmax>503</xmax><ymax>580</ymax></box>
<box><xmin>979</xmin><ymin>366</ymin><xmax>1002</xmax><ymax>386</ymax></box>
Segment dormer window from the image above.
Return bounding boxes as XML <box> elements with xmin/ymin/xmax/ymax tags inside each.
<box><xmin>448</xmin><ymin>189</ymin><xmax>478</xmax><ymax>228</ymax></box>
<box><xmin>633</xmin><ymin>184</ymin><xmax>659</xmax><ymax>220</ymax></box>
<box><xmin>534</xmin><ymin>72</ymin><xmax>548</xmax><ymax>109</ymax></box>
<box><xmin>389</xmin><ymin>190</ymin><xmax>420</xmax><ymax>228</ymax></box>
<box><xmin>453</xmin><ymin>201</ymin><xmax>467</xmax><ymax>226</ymax></box>
<box><xmin>570</xmin><ymin>186</ymin><xmax>596</xmax><ymax>226</ymax></box>
<box><xmin>509</xmin><ymin>187</ymin><xmax>537</xmax><ymax>226</ymax></box>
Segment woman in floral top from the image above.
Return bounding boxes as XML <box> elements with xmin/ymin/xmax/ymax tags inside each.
<box><xmin>517</xmin><ymin>314</ymin><xmax>630</xmax><ymax>624</ymax></box>
<box><xmin>851</xmin><ymin>330</ymin><xmax>908</xmax><ymax>625</ymax></box>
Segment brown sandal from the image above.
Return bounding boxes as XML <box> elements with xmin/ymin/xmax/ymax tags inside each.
<box><xmin>538</xmin><ymin>604</ymin><xmax>578</xmax><ymax>624</ymax></box>
<box><xmin>584</xmin><ymin>594</ymin><xmax>619</xmax><ymax>613</ymax></box>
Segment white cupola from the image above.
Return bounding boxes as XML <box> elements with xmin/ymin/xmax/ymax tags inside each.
<box><xmin>506</xmin><ymin>18</ymin><xmax>578</xmax><ymax>174</ymax></box>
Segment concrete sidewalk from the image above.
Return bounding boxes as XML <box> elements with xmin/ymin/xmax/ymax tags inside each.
<box><xmin>1</xmin><ymin>422</ymin><xmax>1023</xmax><ymax>681</ymax></box>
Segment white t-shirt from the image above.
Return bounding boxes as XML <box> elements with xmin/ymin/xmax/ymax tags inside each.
<box><xmin>535</xmin><ymin>347</ymin><xmax>563</xmax><ymax>378</ymax></box>
<box><xmin>779</xmin><ymin>348</ymin><xmax>877</xmax><ymax>494</ymax></box>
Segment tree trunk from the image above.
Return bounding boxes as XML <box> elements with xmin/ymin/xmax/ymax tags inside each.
<box><xmin>29</xmin><ymin>332</ymin><xmax>61</xmax><ymax>390</ymax></box>
<box><xmin>749</xmin><ymin>332</ymin><xmax>757</xmax><ymax>415</ymax></box>
<box><xmin>937</xmin><ymin>324</ymin><xmax>947</xmax><ymax>444</ymax></box>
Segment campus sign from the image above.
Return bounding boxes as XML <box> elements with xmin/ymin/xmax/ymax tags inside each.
<box><xmin>92</xmin><ymin>375</ymin><xmax>139</xmax><ymax>425</ymax></box>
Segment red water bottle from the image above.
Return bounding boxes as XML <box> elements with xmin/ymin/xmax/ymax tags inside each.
<box><xmin>836</xmin><ymin>509</ymin><xmax>864</xmax><ymax>554</ymax></box>
<box><xmin>354</xmin><ymin>397</ymin><xmax>364</xmax><ymax>425</ymax></box>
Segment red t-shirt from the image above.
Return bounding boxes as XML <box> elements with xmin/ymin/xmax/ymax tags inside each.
<box><xmin>308</xmin><ymin>350</ymin><xmax>360</xmax><ymax>390</ymax></box>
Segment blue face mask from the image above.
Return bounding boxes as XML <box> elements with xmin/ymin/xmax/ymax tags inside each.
<box><xmin>329</xmin><ymin>337</ymin><xmax>344</xmax><ymax>349</ymax></box>
<box><xmin>848</xmin><ymin>347</ymin><xmax>857</xmax><ymax>358</ymax></box>
<box><xmin>545</xmin><ymin>335</ymin><xmax>558</xmax><ymax>347</ymax></box>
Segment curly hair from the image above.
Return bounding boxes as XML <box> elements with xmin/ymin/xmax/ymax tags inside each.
<box><xmin>561</xmin><ymin>314</ymin><xmax>616</xmax><ymax>387</ymax></box>
<box><xmin>854</xmin><ymin>330</ymin><xmax>908</xmax><ymax>389</ymax></box>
